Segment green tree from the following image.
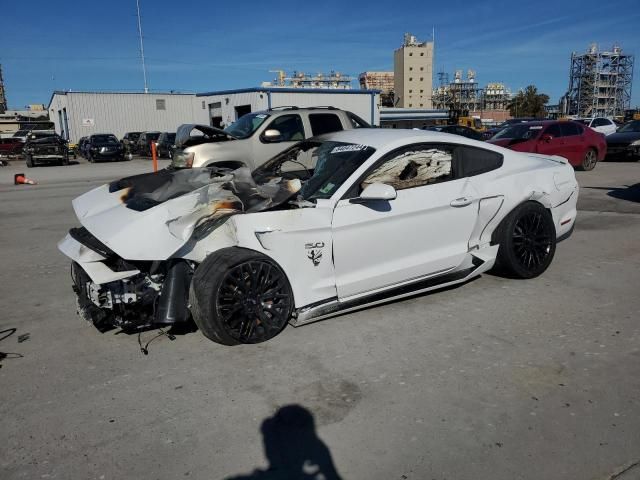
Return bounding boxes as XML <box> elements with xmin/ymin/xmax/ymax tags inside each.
<box><xmin>508</xmin><ymin>85</ymin><xmax>550</xmax><ymax>118</ymax></box>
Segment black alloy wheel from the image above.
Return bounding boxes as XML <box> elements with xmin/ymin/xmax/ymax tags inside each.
<box><xmin>493</xmin><ymin>201</ymin><xmax>556</xmax><ymax>279</ymax></box>
<box><xmin>216</xmin><ymin>260</ymin><xmax>292</xmax><ymax>344</ymax></box>
<box><xmin>511</xmin><ymin>209</ymin><xmax>554</xmax><ymax>272</ymax></box>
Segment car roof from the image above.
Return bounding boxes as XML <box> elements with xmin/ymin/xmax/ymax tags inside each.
<box><xmin>316</xmin><ymin>128</ymin><xmax>492</xmax><ymax>150</ymax></box>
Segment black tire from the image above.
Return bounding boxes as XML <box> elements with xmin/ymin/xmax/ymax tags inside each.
<box><xmin>87</xmin><ymin>152</ymin><xmax>94</xmax><ymax>163</ymax></box>
<box><xmin>579</xmin><ymin>148</ymin><xmax>597</xmax><ymax>171</ymax></box>
<box><xmin>493</xmin><ymin>201</ymin><xmax>556</xmax><ymax>279</ymax></box>
<box><xmin>62</xmin><ymin>156</ymin><xmax>70</xmax><ymax>166</ymax></box>
<box><xmin>25</xmin><ymin>155</ymin><xmax>34</xmax><ymax>168</ymax></box>
<box><xmin>189</xmin><ymin>248</ymin><xmax>294</xmax><ymax>345</ymax></box>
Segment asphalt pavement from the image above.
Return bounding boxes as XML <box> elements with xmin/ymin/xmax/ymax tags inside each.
<box><xmin>1</xmin><ymin>156</ymin><xmax>639</xmax><ymax>480</ymax></box>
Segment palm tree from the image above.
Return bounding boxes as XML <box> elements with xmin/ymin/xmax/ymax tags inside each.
<box><xmin>508</xmin><ymin>85</ymin><xmax>550</xmax><ymax>118</ymax></box>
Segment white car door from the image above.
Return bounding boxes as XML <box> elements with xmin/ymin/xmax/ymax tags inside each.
<box><xmin>591</xmin><ymin>118</ymin><xmax>617</xmax><ymax>136</ymax></box>
<box><xmin>331</xmin><ymin>144</ymin><xmax>479</xmax><ymax>300</ymax></box>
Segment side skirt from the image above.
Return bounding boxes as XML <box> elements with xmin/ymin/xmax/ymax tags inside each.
<box><xmin>291</xmin><ymin>265</ymin><xmax>479</xmax><ymax>327</ymax></box>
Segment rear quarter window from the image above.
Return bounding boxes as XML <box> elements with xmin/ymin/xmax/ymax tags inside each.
<box><xmin>456</xmin><ymin>146</ymin><xmax>503</xmax><ymax>177</ymax></box>
<box><xmin>309</xmin><ymin>113</ymin><xmax>344</xmax><ymax>136</ymax></box>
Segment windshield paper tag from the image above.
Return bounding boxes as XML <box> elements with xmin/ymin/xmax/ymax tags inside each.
<box><xmin>331</xmin><ymin>144</ymin><xmax>368</xmax><ymax>154</ymax></box>
<box><xmin>256</xmin><ymin>114</ymin><xmax>267</xmax><ymax>119</ymax></box>
<box><xmin>529</xmin><ymin>126</ymin><xmax>543</xmax><ymax>129</ymax></box>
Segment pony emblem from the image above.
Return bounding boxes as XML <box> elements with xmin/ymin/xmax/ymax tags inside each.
<box><xmin>305</xmin><ymin>242</ymin><xmax>325</xmax><ymax>267</ymax></box>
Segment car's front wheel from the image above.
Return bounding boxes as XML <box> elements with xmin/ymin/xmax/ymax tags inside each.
<box><xmin>190</xmin><ymin>248</ymin><xmax>294</xmax><ymax>345</ymax></box>
<box><xmin>493</xmin><ymin>201</ymin><xmax>556</xmax><ymax>279</ymax></box>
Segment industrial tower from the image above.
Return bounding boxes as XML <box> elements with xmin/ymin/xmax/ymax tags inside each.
<box><xmin>565</xmin><ymin>44</ymin><xmax>634</xmax><ymax>118</ymax></box>
<box><xmin>0</xmin><ymin>65</ymin><xmax>7</xmax><ymax>113</ymax></box>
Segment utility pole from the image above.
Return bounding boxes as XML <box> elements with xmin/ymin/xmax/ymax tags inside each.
<box><xmin>136</xmin><ymin>0</ymin><xmax>149</xmax><ymax>93</ymax></box>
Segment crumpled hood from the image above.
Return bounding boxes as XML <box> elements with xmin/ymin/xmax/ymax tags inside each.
<box><xmin>71</xmin><ymin>167</ymin><xmax>301</xmax><ymax>260</ymax></box>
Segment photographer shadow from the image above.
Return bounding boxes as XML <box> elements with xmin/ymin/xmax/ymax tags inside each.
<box><xmin>225</xmin><ymin>404</ymin><xmax>343</xmax><ymax>480</ymax></box>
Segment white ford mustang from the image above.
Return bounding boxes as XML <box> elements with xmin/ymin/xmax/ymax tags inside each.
<box><xmin>58</xmin><ymin>129</ymin><xmax>578</xmax><ymax>345</ymax></box>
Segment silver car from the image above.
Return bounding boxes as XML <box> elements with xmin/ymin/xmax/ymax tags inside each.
<box><xmin>171</xmin><ymin>106</ymin><xmax>369</xmax><ymax>169</ymax></box>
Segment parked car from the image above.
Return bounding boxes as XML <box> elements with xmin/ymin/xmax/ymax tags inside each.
<box><xmin>85</xmin><ymin>134</ymin><xmax>125</xmax><ymax>162</ymax></box>
<box><xmin>23</xmin><ymin>131</ymin><xmax>69</xmax><ymax>167</ymax></box>
<box><xmin>575</xmin><ymin>117</ymin><xmax>617</xmax><ymax>136</ymax></box>
<box><xmin>136</xmin><ymin>131</ymin><xmax>161</xmax><ymax>156</ymax></box>
<box><xmin>121</xmin><ymin>132</ymin><xmax>142</xmax><ymax>155</ymax></box>
<box><xmin>486</xmin><ymin>120</ymin><xmax>606</xmax><ymax>171</ymax></box>
<box><xmin>0</xmin><ymin>137</ymin><xmax>24</xmax><ymax>157</ymax></box>
<box><xmin>172</xmin><ymin>106</ymin><xmax>370</xmax><ymax>169</ymax></box>
<box><xmin>77</xmin><ymin>137</ymin><xmax>89</xmax><ymax>158</ymax></box>
<box><xmin>156</xmin><ymin>132</ymin><xmax>176</xmax><ymax>159</ymax></box>
<box><xmin>483</xmin><ymin>118</ymin><xmax>537</xmax><ymax>140</ymax></box>
<box><xmin>426</xmin><ymin>125</ymin><xmax>484</xmax><ymax>141</ymax></box>
<box><xmin>605</xmin><ymin>120</ymin><xmax>640</xmax><ymax>160</ymax></box>
<box><xmin>59</xmin><ymin>128</ymin><xmax>578</xmax><ymax>344</ymax></box>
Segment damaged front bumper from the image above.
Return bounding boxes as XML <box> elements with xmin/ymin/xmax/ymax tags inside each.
<box><xmin>60</xmin><ymin>230</ymin><xmax>192</xmax><ymax>332</ymax></box>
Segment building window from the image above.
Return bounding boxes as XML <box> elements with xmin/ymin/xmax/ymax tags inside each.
<box><xmin>409</xmin><ymin>77</ymin><xmax>413</xmax><ymax>81</ymax></box>
<box><xmin>156</xmin><ymin>99</ymin><xmax>166</xmax><ymax>110</ymax></box>
<box><xmin>420</xmin><ymin>52</ymin><xmax>424</xmax><ymax>56</ymax></box>
<box><xmin>420</xmin><ymin>103</ymin><xmax>424</xmax><ymax>107</ymax></box>
<box><xmin>409</xmin><ymin>52</ymin><xmax>413</xmax><ymax>56</ymax></box>
<box><xmin>211</xmin><ymin>101</ymin><xmax>222</xmax><ymax>109</ymax></box>
<box><xmin>409</xmin><ymin>67</ymin><xmax>413</xmax><ymax>71</ymax></box>
<box><xmin>409</xmin><ymin>104</ymin><xmax>412</xmax><ymax>107</ymax></box>
<box><xmin>420</xmin><ymin>67</ymin><xmax>424</xmax><ymax>71</ymax></box>
<box><xmin>420</xmin><ymin>89</ymin><xmax>424</xmax><ymax>93</ymax></box>
<box><xmin>420</xmin><ymin>77</ymin><xmax>423</xmax><ymax>81</ymax></box>
<box><xmin>201</xmin><ymin>101</ymin><xmax>206</xmax><ymax>109</ymax></box>
<box><xmin>409</xmin><ymin>89</ymin><xmax>412</xmax><ymax>93</ymax></box>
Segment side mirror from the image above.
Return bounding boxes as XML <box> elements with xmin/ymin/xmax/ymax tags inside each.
<box><xmin>262</xmin><ymin>129</ymin><xmax>283</xmax><ymax>143</ymax></box>
<box><xmin>350</xmin><ymin>183</ymin><xmax>397</xmax><ymax>204</ymax></box>
<box><xmin>541</xmin><ymin>134</ymin><xmax>553</xmax><ymax>143</ymax></box>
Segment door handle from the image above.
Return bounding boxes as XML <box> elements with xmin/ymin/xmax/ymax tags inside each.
<box><xmin>450</xmin><ymin>197</ymin><xmax>473</xmax><ymax>207</ymax></box>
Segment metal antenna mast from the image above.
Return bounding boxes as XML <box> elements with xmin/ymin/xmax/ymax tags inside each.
<box><xmin>136</xmin><ymin>0</ymin><xmax>149</xmax><ymax>93</ymax></box>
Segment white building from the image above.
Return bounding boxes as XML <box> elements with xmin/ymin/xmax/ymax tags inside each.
<box><xmin>48</xmin><ymin>88</ymin><xmax>381</xmax><ymax>142</ymax></box>
<box><xmin>197</xmin><ymin>88</ymin><xmax>380</xmax><ymax>128</ymax></box>
<box><xmin>48</xmin><ymin>91</ymin><xmax>205</xmax><ymax>142</ymax></box>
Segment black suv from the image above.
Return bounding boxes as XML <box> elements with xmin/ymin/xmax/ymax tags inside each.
<box><xmin>86</xmin><ymin>134</ymin><xmax>125</xmax><ymax>163</ymax></box>
<box><xmin>156</xmin><ymin>132</ymin><xmax>176</xmax><ymax>159</ymax></box>
<box><xmin>23</xmin><ymin>131</ymin><xmax>69</xmax><ymax>167</ymax></box>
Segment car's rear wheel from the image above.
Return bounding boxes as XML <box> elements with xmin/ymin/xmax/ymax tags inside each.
<box><xmin>190</xmin><ymin>248</ymin><xmax>294</xmax><ymax>345</ymax></box>
<box><xmin>580</xmin><ymin>148</ymin><xmax>597</xmax><ymax>171</ymax></box>
<box><xmin>493</xmin><ymin>201</ymin><xmax>556</xmax><ymax>279</ymax></box>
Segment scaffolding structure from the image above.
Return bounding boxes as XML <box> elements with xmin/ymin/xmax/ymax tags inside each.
<box><xmin>565</xmin><ymin>44</ymin><xmax>634</xmax><ymax>118</ymax></box>
<box><xmin>262</xmin><ymin>70</ymin><xmax>353</xmax><ymax>89</ymax></box>
<box><xmin>432</xmin><ymin>70</ymin><xmax>482</xmax><ymax>112</ymax></box>
<box><xmin>483</xmin><ymin>82</ymin><xmax>511</xmax><ymax>110</ymax></box>
<box><xmin>0</xmin><ymin>65</ymin><xmax>7</xmax><ymax>113</ymax></box>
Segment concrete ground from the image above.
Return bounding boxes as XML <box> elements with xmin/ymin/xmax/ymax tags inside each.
<box><xmin>1</xmin><ymin>156</ymin><xmax>639</xmax><ymax>480</ymax></box>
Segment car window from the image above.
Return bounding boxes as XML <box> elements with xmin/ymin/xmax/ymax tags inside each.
<box><xmin>309</xmin><ymin>113</ymin><xmax>343</xmax><ymax>136</ymax></box>
<box><xmin>544</xmin><ymin>124</ymin><xmax>563</xmax><ymax>138</ymax></box>
<box><xmin>455</xmin><ymin>146</ymin><xmax>503</xmax><ymax>177</ymax></box>
<box><xmin>266</xmin><ymin>114</ymin><xmax>305</xmax><ymax>141</ymax></box>
<box><xmin>347</xmin><ymin>112</ymin><xmax>370</xmax><ymax>128</ymax></box>
<box><xmin>361</xmin><ymin>145</ymin><xmax>454</xmax><ymax>192</ymax></box>
<box><xmin>560</xmin><ymin>123</ymin><xmax>581</xmax><ymax>137</ymax></box>
<box><xmin>593</xmin><ymin>118</ymin><xmax>609</xmax><ymax>127</ymax></box>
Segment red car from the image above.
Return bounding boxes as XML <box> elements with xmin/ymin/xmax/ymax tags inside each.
<box><xmin>487</xmin><ymin>120</ymin><xmax>606</xmax><ymax>171</ymax></box>
<box><xmin>0</xmin><ymin>137</ymin><xmax>24</xmax><ymax>156</ymax></box>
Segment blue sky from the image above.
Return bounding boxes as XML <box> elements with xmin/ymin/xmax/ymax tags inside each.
<box><xmin>2</xmin><ymin>0</ymin><xmax>639</xmax><ymax>109</ymax></box>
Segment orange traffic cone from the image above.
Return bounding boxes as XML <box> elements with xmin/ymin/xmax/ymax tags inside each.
<box><xmin>14</xmin><ymin>173</ymin><xmax>37</xmax><ymax>185</ymax></box>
